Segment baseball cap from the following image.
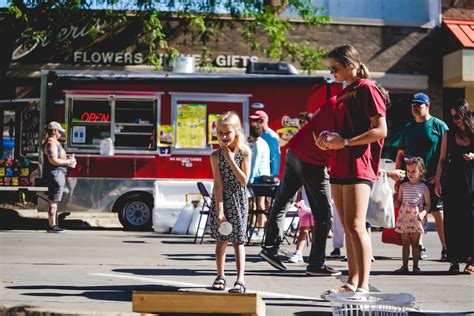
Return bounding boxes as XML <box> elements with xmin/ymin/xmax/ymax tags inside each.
<box><xmin>411</xmin><ymin>93</ymin><xmax>430</xmax><ymax>105</ymax></box>
<box><xmin>47</xmin><ymin>121</ymin><xmax>66</xmax><ymax>133</ymax></box>
<box><xmin>249</xmin><ymin>110</ymin><xmax>269</xmax><ymax>120</ymax></box>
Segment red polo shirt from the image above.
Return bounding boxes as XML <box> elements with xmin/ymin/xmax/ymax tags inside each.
<box><xmin>288</xmin><ymin>97</ymin><xmax>336</xmax><ymax>167</ymax></box>
<box><xmin>330</xmin><ymin>79</ymin><xmax>386</xmax><ymax>181</ymax></box>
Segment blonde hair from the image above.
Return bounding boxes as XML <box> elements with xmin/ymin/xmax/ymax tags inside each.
<box><xmin>217</xmin><ymin>111</ymin><xmax>250</xmax><ymax>154</ymax></box>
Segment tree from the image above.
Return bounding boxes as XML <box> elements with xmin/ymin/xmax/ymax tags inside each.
<box><xmin>8</xmin><ymin>0</ymin><xmax>330</xmax><ymax>73</ymax></box>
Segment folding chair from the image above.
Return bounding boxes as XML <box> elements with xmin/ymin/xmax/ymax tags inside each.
<box><xmin>194</xmin><ymin>182</ymin><xmax>212</xmax><ymax>244</ymax></box>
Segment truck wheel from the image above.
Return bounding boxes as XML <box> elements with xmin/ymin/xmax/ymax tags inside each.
<box><xmin>117</xmin><ymin>195</ymin><xmax>153</xmax><ymax>231</ymax></box>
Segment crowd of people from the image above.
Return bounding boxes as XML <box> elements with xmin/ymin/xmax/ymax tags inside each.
<box><xmin>204</xmin><ymin>44</ymin><xmax>473</xmax><ymax>296</ymax></box>
<box><xmin>42</xmin><ymin>44</ymin><xmax>473</xmax><ymax>297</ymax></box>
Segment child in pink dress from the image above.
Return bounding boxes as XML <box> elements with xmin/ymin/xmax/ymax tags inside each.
<box><xmin>394</xmin><ymin>157</ymin><xmax>431</xmax><ymax>274</ymax></box>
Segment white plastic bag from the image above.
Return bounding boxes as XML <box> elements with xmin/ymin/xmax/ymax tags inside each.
<box><xmin>367</xmin><ymin>172</ymin><xmax>395</xmax><ymax>228</ymax></box>
<box><xmin>171</xmin><ymin>203</ymin><xmax>194</xmax><ymax>234</ymax></box>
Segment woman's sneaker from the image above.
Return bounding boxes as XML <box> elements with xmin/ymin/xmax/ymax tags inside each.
<box><xmin>47</xmin><ymin>226</ymin><xmax>66</xmax><ymax>234</ymax></box>
<box><xmin>288</xmin><ymin>252</ymin><xmax>304</xmax><ymax>263</ymax></box>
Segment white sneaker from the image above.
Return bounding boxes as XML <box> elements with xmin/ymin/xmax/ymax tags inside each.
<box><xmin>287</xmin><ymin>252</ymin><xmax>304</xmax><ymax>263</ymax></box>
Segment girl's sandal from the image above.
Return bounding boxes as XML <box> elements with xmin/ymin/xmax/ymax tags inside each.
<box><xmin>228</xmin><ymin>281</ymin><xmax>246</xmax><ymax>293</ymax></box>
<box><xmin>463</xmin><ymin>264</ymin><xmax>474</xmax><ymax>275</ymax></box>
<box><xmin>320</xmin><ymin>283</ymin><xmax>356</xmax><ymax>301</ymax></box>
<box><xmin>211</xmin><ymin>276</ymin><xmax>226</xmax><ymax>291</ymax></box>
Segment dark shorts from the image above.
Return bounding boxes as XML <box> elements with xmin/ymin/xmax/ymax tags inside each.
<box><xmin>330</xmin><ymin>178</ymin><xmax>374</xmax><ymax>189</ymax></box>
<box><xmin>45</xmin><ymin>172</ymin><xmax>66</xmax><ymax>202</ymax></box>
<box><xmin>426</xmin><ymin>182</ymin><xmax>443</xmax><ymax>212</ymax></box>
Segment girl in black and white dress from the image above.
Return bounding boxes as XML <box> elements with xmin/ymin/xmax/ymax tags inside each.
<box><xmin>209</xmin><ymin>111</ymin><xmax>251</xmax><ymax>293</ymax></box>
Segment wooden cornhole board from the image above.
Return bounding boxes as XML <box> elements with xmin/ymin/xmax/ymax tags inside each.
<box><xmin>132</xmin><ymin>291</ymin><xmax>266</xmax><ymax>316</ymax></box>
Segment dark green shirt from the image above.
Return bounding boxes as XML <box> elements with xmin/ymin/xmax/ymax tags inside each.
<box><xmin>399</xmin><ymin>117</ymin><xmax>449</xmax><ymax>179</ymax></box>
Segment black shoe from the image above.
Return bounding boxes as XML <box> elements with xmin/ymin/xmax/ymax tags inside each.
<box><xmin>440</xmin><ymin>248</ymin><xmax>448</xmax><ymax>262</ymax></box>
<box><xmin>419</xmin><ymin>246</ymin><xmax>427</xmax><ymax>260</ymax></box>
<box><xmin>330</xmin><ymin>248</ymin><xmax>341</xmax><ymax>257</ymax></box>
<box><xmin>306</xmin><ymin>264</ymin><xmax>342</xmax><ymax>276</ymax></box>
<box><xmin>47</xmin><ymin>226</ymin><xmax>66</xmax><ymax>234</ymax></box>
<box><xmin>258</xmin><ymin>248</ymin><xmax>287</xmax><ymax>271</ymax></box>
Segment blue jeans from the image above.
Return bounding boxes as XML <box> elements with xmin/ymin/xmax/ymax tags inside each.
<box><xmin>263</xmin><ymin>149</ymin><xmax>332</xmax><ymax>268</ymax></box>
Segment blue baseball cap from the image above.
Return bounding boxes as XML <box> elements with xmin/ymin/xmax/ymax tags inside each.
<box><xmin>411</xmin><ymin>92</ymin><xmax>430</xmax><ymax>105</ymax></box>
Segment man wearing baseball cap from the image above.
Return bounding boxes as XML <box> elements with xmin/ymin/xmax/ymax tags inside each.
<box><xmin>395</xmin><ymin>92</ymin><xmax>449</xmax><ymax>261</ymax></box>
<box><xmin>42</xmin><ymin>121</ymin><xmax>76</xmax><ymax>233</ymax></box>
<box><xmin>250</xmin><ymin>110</ymin><xmax>281</xmax><ymax>177</ymax></box>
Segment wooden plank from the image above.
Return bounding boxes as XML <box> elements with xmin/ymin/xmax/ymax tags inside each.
<box><xmin>132</xmin><ymin>291</ymin><xmax>265</xmax><ymax>316</ymax></box>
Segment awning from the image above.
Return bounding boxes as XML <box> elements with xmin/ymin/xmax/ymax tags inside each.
<box><xmin>443</xmin><ymin>19</ymin><xmax>474</xmax><ymax>88</ymax></box>
<box><xmin>444</xmin><ymin>18</ymin><xmax>474</xmax><ymax>48</ymax></box>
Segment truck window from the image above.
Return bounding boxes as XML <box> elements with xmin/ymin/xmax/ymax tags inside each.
<box><xmin>114</xmin><ymin>99</ymin><xmax>156</xmax><ymax>150</ymax></box>
<box><xmin>67</xmin><ymin>95</ymin><xmax>159</xmax><ymax>152</ymax></box>
<box><xmin>70</xmin><ymin>99</ymin><xmax>111</xmax><ymax>148</ymax></box>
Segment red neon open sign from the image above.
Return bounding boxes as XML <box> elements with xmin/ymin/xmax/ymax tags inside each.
<box><xmin>80</xmin><ymin>112</ymin><xmax>110</xmax><ymax>122</ymax></box>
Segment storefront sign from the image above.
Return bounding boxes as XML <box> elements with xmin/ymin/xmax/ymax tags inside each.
<box><xmin>73</xmin><ymin>51</ymin><xmax>144</xmax><ymax>64</ymax></box>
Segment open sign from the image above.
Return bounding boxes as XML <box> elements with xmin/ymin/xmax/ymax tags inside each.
<box><xmin>80</xmin><ymin>112</ymin><xmax>110</xmax><ymax>122</ymax></box>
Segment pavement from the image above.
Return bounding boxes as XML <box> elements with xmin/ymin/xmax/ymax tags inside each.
<box><xmin>0</xmin><ymin>207</ymin><xmax>473</xmax><ymax>316</ymax></box>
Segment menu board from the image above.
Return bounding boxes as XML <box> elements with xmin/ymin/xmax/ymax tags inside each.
<box><xmin>175</xmin><ymin>104</ymin><xmax>207</xmax><ymax>149</ymax></box>
<box><xmin>20</xmin><ymin>103</ymin><xmax>40</xmax><ymax>157</ymax></box>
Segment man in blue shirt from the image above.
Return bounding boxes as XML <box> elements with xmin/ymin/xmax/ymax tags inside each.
<box><xmin>250</xmin><ymin>110</ymin><xmax>281</xmax><ymax>177</ymax></box>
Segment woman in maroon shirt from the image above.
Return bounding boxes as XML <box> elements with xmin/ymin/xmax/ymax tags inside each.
<box><xmin>316</xmin><ymin>45</ymin><xmax>387</xmax><ymax>297</ymax></box>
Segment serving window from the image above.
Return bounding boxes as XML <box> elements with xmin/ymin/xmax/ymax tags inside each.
<box><xmin>66</xmin><ymin>93</ymin><xmax>161</xmax><ymax>152</ymax></box>
<box><xmin>170</xmin><ymin>92</ymin><xmax>250</xmax><ymax>155</ymax></box>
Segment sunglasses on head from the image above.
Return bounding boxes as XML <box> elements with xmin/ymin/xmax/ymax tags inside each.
<box><xmin>404</xmin><ymin>157</ymin><xmax>422</xmax><ymax>165</ymax></box>
<box><xmin>452</xmin><ymin>113</ymin><xmax>461</xmax><ymax>121</ymax></box>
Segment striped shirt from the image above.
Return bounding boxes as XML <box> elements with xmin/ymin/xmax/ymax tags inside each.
<box><xmin>401</xmin><ymin>182</ymin><xmax>426</xmax><ymax>208</ymax></box>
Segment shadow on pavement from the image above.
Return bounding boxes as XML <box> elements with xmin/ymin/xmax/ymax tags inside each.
<box><xmin>5</xmin><ymin>284</ymin><xmax>181</xmax><ymax>302</ymax></box>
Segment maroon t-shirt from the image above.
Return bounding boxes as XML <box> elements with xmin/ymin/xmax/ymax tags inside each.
<box><xmin>288</xmin><ymin>97</ymin><xmax>336</xmax><ymax>167</ymax></box>
<box><xmin>330</xmin><ymin>79</ymin><xmax>386</xmax><ymax>181</ymax></box>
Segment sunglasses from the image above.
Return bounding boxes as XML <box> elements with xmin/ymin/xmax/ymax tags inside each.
<box><xmin>328</xmin><ymin>66</ymin><xmax>339</xmax><ymax>74</ymax></box>
<box><xmin>452</xmin><ymin>113</ymin><xmax>461</xmax><ymax>121</ymax></box>
<box><xmin>410</xmin><ymin>103</ymin><xmax>424</xmax><ymax>108</ymax></box>
<box><xmin>404</xmin><ymin>157</ymin><xmax>422</xmax><ymax>165</ymax></box>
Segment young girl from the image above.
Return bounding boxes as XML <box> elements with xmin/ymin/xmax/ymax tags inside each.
<box><xmin>209</xmin><ymin>111</ymin><xmax>251</xmax><ymax>293</ymax></box>
<box><xmin>394</xmin><ymin>157</ymin><xmax>431</xmax><ymax>274</ymax></box>
<box><xmin>287</xmin><ymin>187</ymin><xmax>314</xmax><ymax>263</ymax></box>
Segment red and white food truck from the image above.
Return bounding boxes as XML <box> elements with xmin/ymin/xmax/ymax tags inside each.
<box><xmin>37</xmin><ymin>69</ymin><xmax>340</xmax><ymax>231</ymax></box>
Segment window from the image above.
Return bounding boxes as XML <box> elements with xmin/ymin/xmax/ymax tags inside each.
<box><xmin>66</xmin><ymin>93</ymin><xmax>160</xmax><ymax>152</ymax></box>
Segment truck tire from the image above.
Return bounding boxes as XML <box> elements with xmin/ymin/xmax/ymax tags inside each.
<box><xmin>117</xmin><ymin>194</ymin><xmax>153</xmax><ymax>231</ymax></box>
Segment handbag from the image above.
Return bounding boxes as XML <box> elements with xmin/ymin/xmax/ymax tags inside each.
<box><xmin>366</xmin><ymin>172</ymin><xmax>395</xmax><ymax>228</ymax></box>
<box><xmin>382</xmin><ymin>205</ymin><xmax>402</xmax><ymax>246</ymax></box>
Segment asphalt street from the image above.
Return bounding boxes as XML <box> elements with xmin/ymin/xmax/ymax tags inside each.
<box><xmin>1</xmin><ymin>221</ymin><xmax>473</xmax><ymax>315</ymax></box>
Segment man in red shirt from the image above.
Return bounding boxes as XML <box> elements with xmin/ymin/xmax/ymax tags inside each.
<box><xmin>259</xmin><ymin>97</ymin><xmax>341</xmax><ymax>276</ymax></box>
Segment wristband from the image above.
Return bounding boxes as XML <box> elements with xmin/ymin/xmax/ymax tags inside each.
<box><xmin>344</xmin><ymin>138</ymin><xmax>350</xmax><ymax>148</ymax></box>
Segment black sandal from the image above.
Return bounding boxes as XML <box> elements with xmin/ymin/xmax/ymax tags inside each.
<box><xmin>228</xmin><ymin>281</ymin><xmax>246</xmax><ymax>293</ymax></box>
<box><xmin>211</xmin><ymin>276</ymin><xmax>226</xmax><ymax>290</ymax></box>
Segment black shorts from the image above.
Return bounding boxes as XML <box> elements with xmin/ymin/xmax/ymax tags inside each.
<box><xmin>330</xmin><ymin>178</ymin><xmax>374</xmax><ymax>189</ymax></box>
<box><xmin>426</xmin><ymin>182</ymin><xmax>443</xmax><ymax>212</ymax></box>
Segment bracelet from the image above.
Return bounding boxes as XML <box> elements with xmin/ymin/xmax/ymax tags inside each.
<box><xmin>344</xmin><ymin>138</ymin><xmax>350</xmax><ymax>148</ymax></box>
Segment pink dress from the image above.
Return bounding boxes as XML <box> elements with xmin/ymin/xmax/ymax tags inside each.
<box><xmin>395</xmin><ymin>182</ymin><xmax>427</xmax><ymax>234</ymax></box>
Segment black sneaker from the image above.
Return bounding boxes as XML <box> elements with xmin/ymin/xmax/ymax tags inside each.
<box><xmin>306</xmin><ymin>264</ymin><xmax>342</xmax><ymax>276</ymax></box>
<box><xmin>330</xmin><ymin>248</ymin><xmax>341</xmax><ymax>257</ymax></box>
<box><xmin>258</xmin><ymin>248</ymin><xmax>287</xmax><ymax>271</ymax></box>
<box><xmin>440</xmin><ymin>248</ymin><xmax>448</xmax><ymax>262</ymax></box>
<box><xmin>419</xmin><ymin>246</ymin><xmax>427</xmax><ymax>260</ymax></box>
<box><xmin>47</xmin><ymin>226</ymin><xmax>66</xmax><ymax>234</ymax></box>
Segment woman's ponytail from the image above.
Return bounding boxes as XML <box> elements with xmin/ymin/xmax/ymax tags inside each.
<box><xmin>357</xmin><ymin>63</ymin><xmax>371</xmax><ymax>80</ymax></box>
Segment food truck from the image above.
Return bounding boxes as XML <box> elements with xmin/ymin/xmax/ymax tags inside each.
<box><xmin>36</xmin><ymin>69</ymin><xmax>340</xmax><ymax>231</ymax></box>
